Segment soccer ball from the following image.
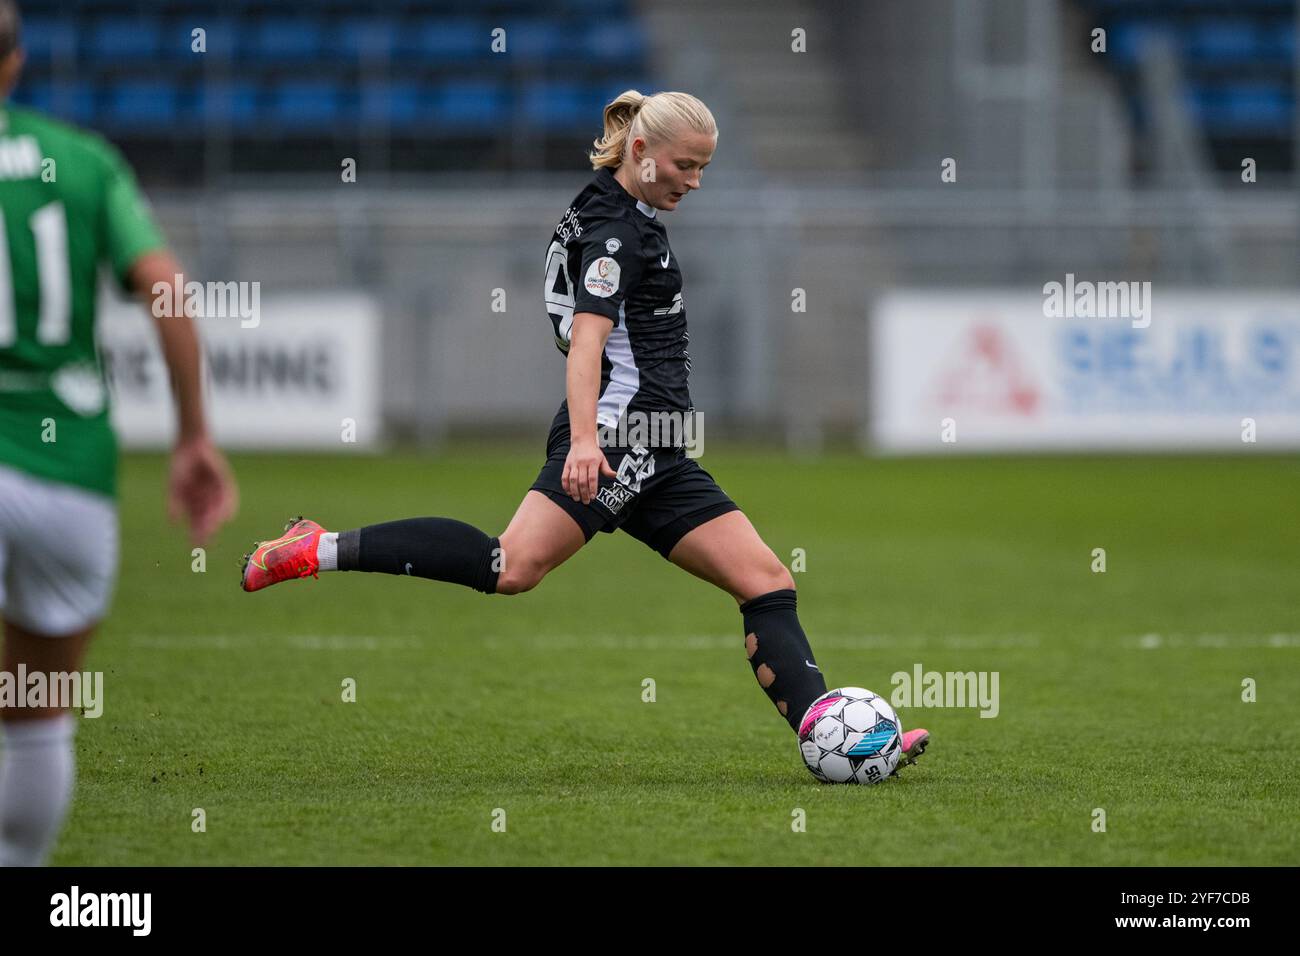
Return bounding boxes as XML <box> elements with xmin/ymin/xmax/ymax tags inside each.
<box><xmin>798</xmin><ymin>687</ymin><xmax>903</xmax><ymax>785</ymax></box>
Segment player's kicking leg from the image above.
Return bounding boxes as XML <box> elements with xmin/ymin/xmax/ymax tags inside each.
<box><xmin>240</xmin><ymin>490</ymin><xmax>587</xmax><ymax>596</ymax></box>
<box><xmin>665</xmin><ymin>509</ymin><xmax>827</xmax><ymax>730</ymax></box>
<box><xmin>666</xmin><ymin>509</ymin><xmax>931</xmax><ymax>768</ymax></box>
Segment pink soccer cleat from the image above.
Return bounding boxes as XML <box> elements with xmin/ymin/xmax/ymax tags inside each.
<box><xmin>240</xmin><ymin>516</ymin><xmax>326</xmax><ymax>592</ymax></box>
<box><xmin>895</xmin><ymin>728</ymin><xmax>931</xmax><ymax>773</ymax></box>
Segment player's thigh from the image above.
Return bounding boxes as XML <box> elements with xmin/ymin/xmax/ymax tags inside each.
<box><xmin>667</xmin><ymin>510</ymin><xmax>795</xmax><ymax>605</ymax></box>
<box><xmin>495</xmin><ymin>490</ymin><xmax>589</xmax><ymax>594</ymax></box>
<box><xmin>2</xmin><ymin>619</ymin><xmax>96</xmax><ymax>722</ymax></box>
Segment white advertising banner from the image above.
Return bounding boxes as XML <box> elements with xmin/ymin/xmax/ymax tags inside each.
<box><xmin>98</xmin><ymin>290</ymin><xmax>381</xmax><ymax>449</ymax></box>
<box><xmin>870</xmin><ymin>290</ymin><xmax>1300</xmax><ymax>451</ymax></box>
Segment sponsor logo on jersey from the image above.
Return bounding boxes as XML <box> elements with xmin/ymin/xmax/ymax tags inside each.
<box><xmin>584</xmin><ymin>256</ymin><xmax>621</xmax><ymax>298</ymax></box>
<box><xmin>653</xmin><ymin>292</ymin><xmax>684</xmax><ymax>316</ymax></box>
<box><xmin>555</xmin><ymin>206</ymin><xmax>582</xmax><ymax>244</ymax></box>
<box><xmin>594</xmin><ymin>481</ymin><xmax>635</xmax><ymax>515</ymax></box>
<box><xmin>50</xmin><ymin>361</ymin><xmax>107</xmax><ymax>417</ymax></box>
<box><xmin>604</xmin><ymin>237</ymin><xmax>622</xmax><ymax>253</ymax></box>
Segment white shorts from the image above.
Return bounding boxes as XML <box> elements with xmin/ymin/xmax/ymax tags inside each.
<box><xmin>0</xmin><ymin>463</ymin><xmax>119</xmax><ymax>636</ymax></box>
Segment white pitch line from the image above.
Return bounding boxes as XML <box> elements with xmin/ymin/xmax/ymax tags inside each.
<box><xmin>1133</xmin><ymin>633</ymin><xmax>1300</xmax><ymax>649</ymax></box>
<box><xmin>128</xmin><ymin>633</ymin><xmax>1300</xmax><ymax>653</ymax></box>
<box><xmin>128</xmin><ymin>635</ymin><xmax>424</xmax><ymax>651</ymax></box>
<box><xmin>450</xmin><ymin>634</ymin><xmax>1043</xmax><ymax>651</ymax></box>
<box><xmin>124</xmin><ymin>633</ymin><xmax>1044</xmax><ymax>652</ymax></box>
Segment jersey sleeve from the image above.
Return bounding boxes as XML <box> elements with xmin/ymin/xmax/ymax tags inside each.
<box><xmin>99</xmin><ymin>144</ymin><xmax>166</xmax><ymax>290</ymax></box>
<box><xmin>571</xmin><ymin>215</ymin><xmax>643</xmax><ymax>325</ymax></box>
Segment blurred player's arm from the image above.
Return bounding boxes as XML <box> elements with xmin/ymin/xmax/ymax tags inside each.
<box><xmin>124</xmin><ymin>250</ymin><xmax>238</xmax><ymax>545</ymax></box>
<box><xmin>101</xmin><ymin>139</ymin><xmax>237</xmax><ymax>545</ymax></box>
<box><xmin>562</xmin><ymin>311</ymin><xmax>615</xmax><ymax>503</ymax></box>
<box><xmin>127</xmin><ymin>251</ymin><xmax>207</xmax><ymax>442</ymax></box>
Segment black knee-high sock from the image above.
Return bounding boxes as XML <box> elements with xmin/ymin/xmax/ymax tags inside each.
<box><xmin>337</xmin><ymin>518</ymin><xmax>500</xmax><ymax>594</ymax></box>
<box><xmin>740</xmin><ymin>589</ymin><xmax>827</xmax><ymax>733</ymax></box>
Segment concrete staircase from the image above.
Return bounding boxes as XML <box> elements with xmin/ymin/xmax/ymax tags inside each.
<box><xmin>637</xmin><ymin>0</ymin><xmax>872</xmax><ymax>178</ymax></box>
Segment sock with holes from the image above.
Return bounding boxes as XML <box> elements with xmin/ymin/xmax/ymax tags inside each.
<box><xmin>334</xmin><ymin>518</ymin><xmax>501</xmax><ymax>594</ymax></box>
<box><xmin>740</xmin><ymin>589</ymin><xmax>827</xmax><ymax>733</ymax></box>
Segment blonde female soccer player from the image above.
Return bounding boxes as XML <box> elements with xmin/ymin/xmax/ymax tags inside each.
<box><xmin>241</xmin><ymin>89</ymin><xmax>928</xmax><ymax>769</ymax></box>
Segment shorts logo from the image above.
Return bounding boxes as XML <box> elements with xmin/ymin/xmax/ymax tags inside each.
<box><xmin>615</xmin><ymin>444</ymin><xmax>656</xmax><ymax>493</ymax></box>
<box><xmin>595</xmin><ymin>482</ymin><xmax>635</xmax><ymax>515</ymax></box>
<box><xmin>584</xmin><ymin>256</ymin><xmax>621</xmax><ymax>298</ymax></box>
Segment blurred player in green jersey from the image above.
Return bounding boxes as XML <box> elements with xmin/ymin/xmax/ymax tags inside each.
<box><xmin>0</xmin><ymin>1</ymin><xmax>237</xmax><ymax>865</ymax></box>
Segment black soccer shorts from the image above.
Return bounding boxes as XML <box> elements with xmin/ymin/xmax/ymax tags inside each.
<box><xmin>528</xmin><ymin>407</ymin><xmax>740</xmax><ymax>560</ymax></box>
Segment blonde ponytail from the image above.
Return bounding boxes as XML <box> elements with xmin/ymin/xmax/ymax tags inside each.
<box><xmin>588</xmin><ymin>89</ymin><xmax>717</xmax><ymax>170</ymax></box>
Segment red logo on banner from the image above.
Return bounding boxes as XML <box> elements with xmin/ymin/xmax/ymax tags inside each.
<box><xmin>933</xmin><ymin>323</ymin><xmax>1040</xmax><ymax>415</ymax></box>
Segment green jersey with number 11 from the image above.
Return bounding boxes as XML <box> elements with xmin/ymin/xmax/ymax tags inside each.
<box><xmin>0</xmin><ymin>104</ymin><xmax>165</xmax><ymax>497</ymax></box>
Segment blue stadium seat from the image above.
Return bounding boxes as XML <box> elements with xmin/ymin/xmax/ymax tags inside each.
<box><xmin>269</xmin><ymin>81</ymin><xmax>344</xmax><ymax>128</ymax></box>
<box><xmin>560</xmin><ymin>0</ymin><xmax>632</xmax><ymax>13</ymax></box>
<box><xmin>16</xmin><ymin>17</ymin><xmax>76</xmax><ymax>64</ymax></box>
<box><xmin>520</xmin><ymin>82</ymin><xmax>591</xmax><ymax>128</ymax></box>
<box><xmin>106</xmin><ymin>81</ymin><xmax>181</xmax><ymax>130</ymax></box>
<box><xmin>1185</xmin><ymin>20</ymin><xmax>1260</xmax><ymax>63</ymax></box>
<box><xmin>360</xmin><ymin>83</ymin><xmax>425</xmax><ymax>130</ymax></box>
<box><xmin>194</xmin><ymin>81</ymin><xmax>260</xmax><ymax>130</ymax></box>
<box><xmin>252</xmin><ymin>17</ymin><xmax>327</xmax><ymax>62</ymax></box>
<box><xmin>335</xmin><ymin>17</ymin><xmax>400</xmax><ymax>61</ymax></box>
<box><xmin>1108</xmin><ymin>20</ymin><xmax>1180</xmax><ymax>65</ymax></box>
<box><xmin>164</xmin><ymin>18</ymin><xmax>238</xmax><ymax>60</ymax></box>
<box><xmin>11</xmin><ymin>82</ymin><xmax>96</xmax><ymax>125</ymax></box>
<box><xmin>504</xmin><ymin>20</ymin><xmax>571</xmax><ymax>62</ymax></box>
<box><xmin>1189</xmin><ymin>84</ymin><xmax>1293</xmax><ymax>134</ymax></box>
<box><xmin>88</xmin><ymin>17</ymin><xmax>163</xmax><ymax>62</ymax></box>
<box><xmin>429</xmin><ymin>81</ymin><xmax>507</xmax><ymax>131</ymax></box>
<box><xmin>398</xmin><ymin>18</ymin><xmax>486</xmax><ymax>60</ymax></box>
<box><xmin>1259</xmin><ymin>22</ymin><xmax>1297</xmax><ymax>61</ymax></box>
<box><xmin>581</xmin><ymin>21</ymin><xmax>647</xmax><ymax>61</ymax></box>
<box><xmin>59</xmin><ymin>0</ymin><xmax>151</xmax><ymax>8</ymax></box>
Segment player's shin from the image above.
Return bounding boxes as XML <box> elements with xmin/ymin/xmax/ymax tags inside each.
<box><xmin>332</xmin><ymin>518</ymin><xmax>501</xmax><ymax>594</ymax></box>
<box><xmin>0</xmin><ymin>714</ymin><xmax>76</xmax><ymax>867</ymax></box>
<box><xmin>739</xmin><ymin>588</ymin><xmax>827</xmax><ymax>733</ymax></box>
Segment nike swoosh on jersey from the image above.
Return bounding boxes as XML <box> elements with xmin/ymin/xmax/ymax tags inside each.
<box><xmin>660</xmin><ymin>251</ymin><xmax>671</xmax><ymax>268</ymax></box>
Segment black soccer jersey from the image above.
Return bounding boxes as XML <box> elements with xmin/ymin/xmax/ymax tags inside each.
<box><xmin>543</xmin><ymin>166</ymin><xmax>691</xmax><ymax>428</ymax></box>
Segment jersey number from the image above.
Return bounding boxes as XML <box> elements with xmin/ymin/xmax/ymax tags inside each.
<box><xmin>543</xmin><ymin>239</ymin><xmax>575</xmax><ymax>351</ymax></box>
<box><xmin>0</xmin><ymin>201</ymin><xmax>72</xmax><ymax>348</ymax></box>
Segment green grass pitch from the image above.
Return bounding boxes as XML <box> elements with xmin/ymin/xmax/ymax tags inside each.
<box><xmin>52</xmin><ymin>447</ymin><xmax>1300</xmax><ymax>865</ymax></box>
